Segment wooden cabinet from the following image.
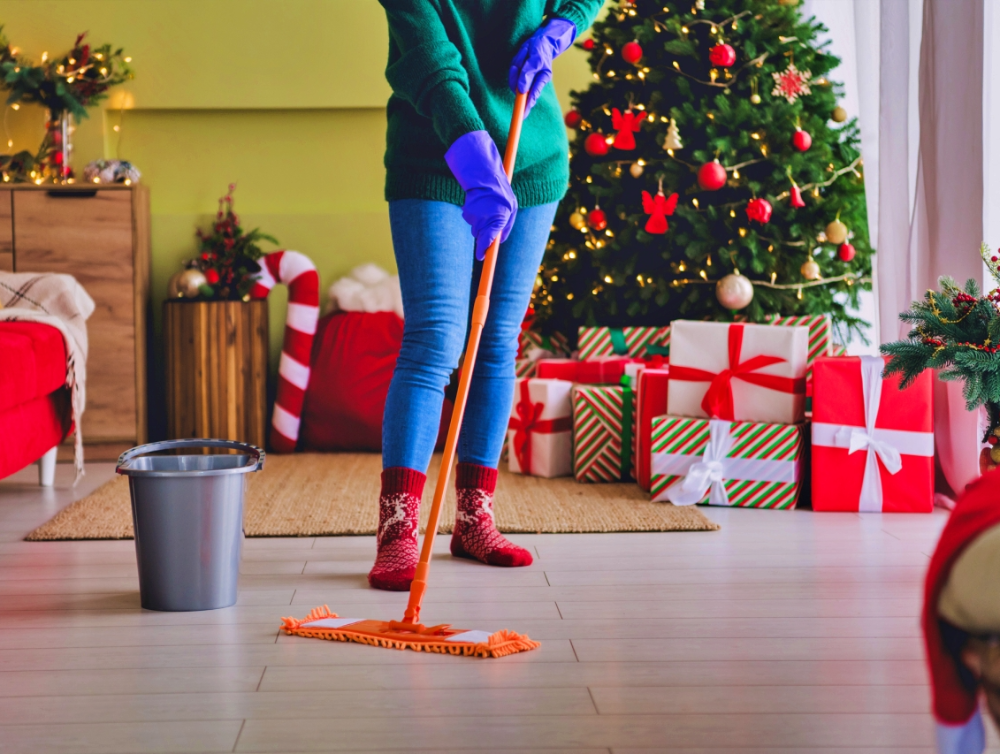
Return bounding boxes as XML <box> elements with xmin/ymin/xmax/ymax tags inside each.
<box><xmin>4</xmin><ymin>185</ymin><xmax>150</xmax><ymax>447</ymax></box>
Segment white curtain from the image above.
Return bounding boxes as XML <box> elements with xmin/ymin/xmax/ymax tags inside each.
<box><xmin>805</xmin><ymin>0</ymin><xmax>987</xmax><ymax>494</ymax></box>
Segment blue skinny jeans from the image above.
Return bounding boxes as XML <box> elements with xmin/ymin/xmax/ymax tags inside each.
<box><xmin>383</xmin><ymin>199</ymin><xmax>558</xmax><ymax>473</ymax></box>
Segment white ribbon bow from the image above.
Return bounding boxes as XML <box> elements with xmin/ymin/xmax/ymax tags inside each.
<box><xmin>666</xmin><ymin>420</ymin><xmax>735</xmax><ymax>506</ymax></box>
<box><xmin>811</xmin><ymin>355</ymin><xmax>933</xmax><ymax>512</ymax></box>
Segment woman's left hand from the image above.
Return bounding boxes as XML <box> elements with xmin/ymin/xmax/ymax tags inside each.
<box><xmin>509</xmin><ymin>18</ymin><xmax>577</xmax><ymax>117</ymax></box>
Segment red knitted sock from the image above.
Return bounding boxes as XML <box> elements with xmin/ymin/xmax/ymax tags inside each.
<box><xmin>451</xmin><ymin>463</ymin><xmax>533</xmax><ymax>567</ymax></box>
<box><xmin>368</xmin><ymin>467</ymin><xmax>425</xmax><ymax>591</ymax></box>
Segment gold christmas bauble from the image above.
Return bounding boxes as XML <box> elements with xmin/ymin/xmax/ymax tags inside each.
<box><xmin>176</xmin><ymin>268</ymin><xmax>208</xmax><ymax>298</ymax></box>
<box><xmin>715</xmin><ymin>273</ymin><xmax>754</xmax><ymax>310</ymax></box>
<box><xmin>800</xmin><ymin>259</ymin><xmax>821</xmax><ymax>281</ymax></box>
<box><xmin>831</xmin><ymin>106</ymin><xmax>848</xmax><ymax>123</ymax></box>
<box><xmin>750</xmin><ymin>93</ymin><xmax>761</xmax><ymax>105</ymax></box>
<box><xmin>167</xmin><ymin>271</ymin><xmax>186</xmax><ymax>298</ymax></box>
<box><xmin>990</xmin><ymin>446</ymin><xmax>1000</xmax><ymax>464</ymax></box>
<box><xmin>629</xmin><ymin>162</ymin><xmax>644</xmax><ymax>178</ymax></box>
<box><xmin>569</xmin><ymin>211</ymin><xmax>587</xmax><ymax>230</ymax></box>
<box><xmin>993</xmin><ymin>426</ymin><xmax>1000</xmax><ymax>437</ymax></box>
<box><xmin>825</xmin><ymin>219</ymin><xmax>849</xmax><ymax>245</ymax></box>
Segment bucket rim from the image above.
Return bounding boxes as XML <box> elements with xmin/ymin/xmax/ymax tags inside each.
<box><xmin>116</xmin><ymin>439</ymin><xmax>265</xmax><ymax>478</ymax></box>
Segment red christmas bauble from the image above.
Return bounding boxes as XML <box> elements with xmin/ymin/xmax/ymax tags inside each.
<box><xmin>582</xmin><ymin>38</ymin><xmax>595</xmax><ymax>50</ymax></box>
<box><xmin>697</xmin><ymin>160</ymin><xmax>727</xmax><ymax>191</ymax></box>
<box><xmin>838</xmin><ymin>242</ymin><xmax>856</xmax><ymax>262</ymax></box>
<box><xmin>584</xmin><ymin>132</ymin><xmax>610</xmax><ymax>156</ymax></box>
<box><xmin>792</xmin><ymin>128</ymin><xmax>812</xmax><ymax>152</ymax></box>
<box><xmin>990</xmin><ymin>436</ymin><xmax>999</xmax><ymax>446</ymax></box>
<box><xmin>746</xmin><ymin>198</ymin><xmax>773</xmax><ymax>224</ymax></box>
<box><xmin>564</xmin><ymin>109</ymin><xmax>582</xmax><ymax>128</ymax></box>
<box><xmin>621</xmin><ymin>41</ymin><xmax>643</xmax><ymax>64</ymax></box>
<box><xmin>708</xmin><ymin>44</ymin><xmax>736</xmax><ymax>68</ymax></box>
<box><xmin>588</xmin><ymin>208</ymin><xmax>608</xmax><ymax>231</ymax></box>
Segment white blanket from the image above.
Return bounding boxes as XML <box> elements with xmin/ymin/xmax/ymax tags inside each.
<box><xmin>0</xmin><ymin>272</ymin><xmax>95</xmax><ymax>484</ymax></box>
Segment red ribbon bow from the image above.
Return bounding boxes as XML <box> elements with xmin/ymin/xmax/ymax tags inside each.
<box><xmin>508</xmin><ymin>380</ymin><xmax>572</xmax><ymax>475</ymax></box>
<box><xmin>668</xmin><ymin>323</ymin><xmax>805</xmax><ymax>420</ymax></box>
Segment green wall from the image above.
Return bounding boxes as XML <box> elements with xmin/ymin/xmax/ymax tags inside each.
<box><xmin>0</xmin><ymin>1</ymin><xmax>597</xmax><ymax>395</ymax></box>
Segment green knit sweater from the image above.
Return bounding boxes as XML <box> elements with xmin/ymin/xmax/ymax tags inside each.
<box><xmin>379</xmin><ymin>0</ymin><xmax>604</xmax><ymax>208</ymax></box>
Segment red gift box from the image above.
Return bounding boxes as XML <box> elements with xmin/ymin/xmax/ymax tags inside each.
<box><xmin>536</xmin><ymin>357</ymin><xmax>641</xmax><ymax>384</ymax></box>
<box><xmin>811</xmin><ymin>355</ymin><xmax>934</xmax><ymax>513</ymax></box>
<box><xmin>636</xmin><ymin>367</ymin><xmax>670</xmax><ymax>491</ymax></box>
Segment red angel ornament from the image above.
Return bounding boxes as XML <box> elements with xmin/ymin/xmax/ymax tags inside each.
<box><xmin>642</xmin><ymin>189</ymin><xmax>679</xmax><ymax>234</ymax></box>
<box><xmin>611</xmin><ymin>108</ymin><xmax>642</xmax><ymax>150</ymax></box>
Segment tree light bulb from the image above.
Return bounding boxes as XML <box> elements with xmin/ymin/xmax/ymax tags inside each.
<box><xmin>797</xmin><ymin>287</ymin><xmax>803</xmax><ymax>300</ymax></box>
<box><xmin>733</xmin><ymin>169</ymin><xmax>740</xmax><ymax>178</ymax></box>
<box><xmin>681</xmin><ymin>26</ymin><xmax>689</xmax><ymax>33</ymax></box>
<box><xmin>604</xmin><ymin>275</ymin><xmax>613</xmax><ymax>283</ymax></box>
<box><xmin>729</xmin><ymin>210</ymin><xmax>736</xmax><ymax>218</ymax></box>
<box><xmin>637</xmin><ymin>159</ymin><xmax>646</xmax><ymax>166</ymax></box>
<box><xmin>673</xmin><ymin>61</ymin><xmax>680</xmax><ymax>70</ymax></box>
<box><xmin>678</xmin><ymin>262</ymin><xmax>686</xmax><ymax>271</ymax></box>
<box><xmin>113</xmin><ymin>125</ymin><xmax>120</xmax><ymax>132</ymax></box>
<box><xmin>11</xmin><ymin>103</ymin><xmax>19</xmax><ymax>110</ymax></box>
<box><xmin>699</xmin><ymin>270</ymin><xmax>708</xmax><ymax>280</ymax></box>
<box><xmin>692</xmin><ymin>198</ymin><xmax>699</xmax><ymax>208</ymax></box>
<box><xmin>771</xmin><ymin>272</ymin><xmax>777</xmax><ymax>283</ymax></box>
<box><xmin>567</xmin><ymin>293</ymin><xmax>574</xmax><ymax>300</ymax></box>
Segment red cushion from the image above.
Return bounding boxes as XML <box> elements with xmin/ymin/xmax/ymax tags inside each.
<box><xmin>0</xmin><ymin>322</ymin><xmax>67</xmax><ymax>414</ymax></box>
<box><xmin>300</xmin><ymin>311</ymin><xmax>451</xmax><ymax>452</ymax></box>
<box><xmin>0</xmin><ymin>388</ymin><xmax>71</xmax><ymax>480</ymax></box>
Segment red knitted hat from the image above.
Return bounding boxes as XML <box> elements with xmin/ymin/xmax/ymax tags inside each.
<box><xmin>924</xmin><ymin>470</ymin><xmax>1000</xmax><ymax>753</ymax></box>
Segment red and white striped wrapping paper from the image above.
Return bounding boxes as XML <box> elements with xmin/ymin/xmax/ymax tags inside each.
<box><xmin>250</xmin><ymin>250</ymin><xmax>320</xmax><ymax>453</ymax></box>
<box><xmin>650</xmin><ymin>416</ymin><xmax>805</xmax><ymax>509</ymax></box>
<box><xmin>571</xmin><ymin>383</ymin><xmax>638</xmax><ymax>482</ymax></box>
<box><xmin>577</xmin><ymin>326</ymin><xmax>671</xmax><ymax>360</ymax></box>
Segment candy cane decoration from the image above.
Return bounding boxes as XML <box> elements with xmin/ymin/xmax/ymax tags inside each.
<box><xmin>250</xmin><ymin>250</ymin><xmax>320</xmax><ymax>453</ymax></box>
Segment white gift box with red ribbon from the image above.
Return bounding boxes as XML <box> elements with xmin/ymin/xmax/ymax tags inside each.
<box><xmin>507</xmin><ymin>378</ymin><xmax>574</xmax><ymax>478</ymax></box>
<box><xmin>667</xmin><ymin>320</ymin><xmax>809</xmax><ymax>425</ymax></box>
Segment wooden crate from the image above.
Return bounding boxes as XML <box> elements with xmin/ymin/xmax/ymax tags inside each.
<box><xmin>163</xmin><ymin>299</ymin><xmax>268</xmax><ymax>448</ymax></box>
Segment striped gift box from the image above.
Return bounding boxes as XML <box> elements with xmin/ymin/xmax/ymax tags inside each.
<box><xmin>519</xmin><ymin>329</ymin><xmax>570</xmax><ymax>358</ymax></box>
<box><xmin>831</xmin><ymin>343</ymin><xmax>848</xmax><ymax>356</ymax></box>
<box><xmin>572</xmin><ymin>383</ymin><xmax>637</xmax><ymax>482</ymax></box>
<box><xmin>577</xmin><ymin>326</ymin><xmax>671</xmax><ymax>360</ymax></box>
<box><xmin>767</xmin><ymin>314</ymin><xmax>832</xmax><ymax>378</ymax></box>
<box><xmin>515</xmin><ymin>358</ymin><xmax>538</xmax><ymax>379</ymax></box>
<box><xmin>650</xmin><ymin>416</ymin><xmax>805</xmax><ymax>509</ymax></box>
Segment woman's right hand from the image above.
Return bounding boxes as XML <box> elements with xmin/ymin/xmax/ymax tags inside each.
<box><xmin>445</xmin><ymin>130</ymin><xmax>517</xmax><ymax>261</ymax></box>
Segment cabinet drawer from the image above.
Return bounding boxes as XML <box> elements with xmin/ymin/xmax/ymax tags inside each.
<box><xmin>13</xmin><ymin>189</ymin><xmax>137</xmax><ymax>441</ymax></box>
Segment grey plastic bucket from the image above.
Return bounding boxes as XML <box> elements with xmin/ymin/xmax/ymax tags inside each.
<box><xmin>116</xmin><ymin>439</ymin><xmax>265</xmax><ymax>612</ymax></box>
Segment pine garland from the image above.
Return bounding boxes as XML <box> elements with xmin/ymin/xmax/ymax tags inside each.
<box><xmin>881</xmin><ymin>243</ymin><xmax>1000</xmax><ymax>438</ymax></box>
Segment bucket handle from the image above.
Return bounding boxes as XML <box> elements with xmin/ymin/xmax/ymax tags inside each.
<box><xmin>117</xmin><ymin>439</ymin><xmax>265</xmax><ymax>475</ymax></box>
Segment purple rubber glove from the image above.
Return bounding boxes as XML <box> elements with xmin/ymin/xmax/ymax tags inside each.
<box><xmin>445</xmin><ymin>130</ymin><xmax>517</xmax><ymax>261</ymax></box>
<box><xmin>509</xmin><ymin>18</ymin><xmax>577</xmax><ymax>117</ymax></box>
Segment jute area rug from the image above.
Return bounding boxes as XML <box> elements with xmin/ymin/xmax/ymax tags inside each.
<box><xmin>26</xmin><ymin>453</ymin><xmax>719</xmax><ymax>541</ymax></box>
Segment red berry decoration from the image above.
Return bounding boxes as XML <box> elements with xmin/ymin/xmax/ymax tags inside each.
<box><xmin>621</xmin><ymin>41</ymin><xmax>643</xmax><ymax>64</ymax></box>
<box><xmin>838</xmin><ymin>242</ymin><xmax>856</xmax><ymax>262</ymax></box>
<box><xmin>205</xmin><ymin>268</ymin><xmax>220</xmax><ymax>285</ymax></box>
<box><xmin>564</xmin><ymin>109</ymin><xmax>582</xmax><ymax>129</ymax></box>
<box><xmin>697</xmin><ymin>160</ymin><xmax>727</xmax><ymax>191</ymax></box>
<box><xmin>584</xmin><ymin>132</ymin><xmax>610</xmax><ymax>156</ymax></box>
<box><xmin>990</xmin><ymin>436</ymin><xmax>999</xmax><ymax>446</ymax></box>
<box><xmin>792</xmin><ymin>128</ymin><xmax>812</xmax><ymax>152</ymax></box>
<box><xmin>746</xmin><ymin>198</ymin><xmax>772</xmax><ymax>224</ymax></box>
<box><xmin>588</xmin><ymin>208</ymin><xmax>608</xmax><ymax>231</ymax></box>
<box><xmin>708</xmin><ymin>44</ymin><xmax>736</xmax><ymax>68</ymax></box>
<box><xmin>582</xmin><ymin>38</ymin><xmax>595</xmax><ymax>50</ymax></box>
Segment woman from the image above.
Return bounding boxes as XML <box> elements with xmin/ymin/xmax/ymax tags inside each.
<box><xmin>371</xmin><ymin>1</ymin><xmax>603</xmax><ymax>591</ymax></box>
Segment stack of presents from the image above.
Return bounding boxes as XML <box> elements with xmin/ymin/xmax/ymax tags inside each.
<box><xmin>509</xmin><ymin>317</ymin><xmax>935</xmax><ymax>513</ymax></box>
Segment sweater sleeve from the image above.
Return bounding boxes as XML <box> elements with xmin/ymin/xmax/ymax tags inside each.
<box><xmin>379</xmin><ymin>0</ymin><xmax>486</xmax><ymax>147</ymax></box>
<box><xmin>550</xmin><ymin>0</ymin><xmax>605</xmax><ymax>35</ymax></box>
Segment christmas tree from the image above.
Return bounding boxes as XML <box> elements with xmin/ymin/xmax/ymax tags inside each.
<box><xmin>534</xmin><ymin>0</ymin><xmax>871</xmax><ymax>345</ymax></box>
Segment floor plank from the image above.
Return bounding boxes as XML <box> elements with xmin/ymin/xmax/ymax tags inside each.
<box><xmin>0</xmin><ymin>461</ymin><xmax>955</xmax><ymax>751</ymax></box>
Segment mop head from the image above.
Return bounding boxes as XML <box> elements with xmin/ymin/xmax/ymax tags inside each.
<box><xmin>281</xmin><ymin>605</ymin><xmax>540</xmax><ymax>658</ymax></box>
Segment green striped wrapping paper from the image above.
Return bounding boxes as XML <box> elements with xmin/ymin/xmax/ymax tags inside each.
<box><xmin>572</xmin><ymin>384</ymin><xmax>638</xmax><ymax>483</ymax></box>
<box><xmin>519</xmin><ymin>330</ymin><xmax>570</xmax><ymax>358</ymax></box>
<box><xmin>649</xmin><ymin>416</ymin><xmax>805</xmax><ymax>509</ymax></box>
<box><xmin>831</xmin><ymin>343</ymin><xmax>848</xmax><ymax>356</ymax></box>
<box><xmin>515</xmin><ymin>359</ymin><xmax>538</xmax><ymax>379</ymax></box>
<box><xmin>766</xmin><ymin>314</ymin><xmax>832</xmax><ymax>378</ymax></box>
<box><xmin>577</xmin><ymin>317</ymin><xmax>828</xmax><ymax>369</ymax></box>
<box><xmin>577</xmin><ymin>326</ymin><xmax>671</xmax><ymax>360</ymax></box>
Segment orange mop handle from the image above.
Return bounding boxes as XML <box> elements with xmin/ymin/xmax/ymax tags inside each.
<box><xmin>403</xmin><ymin>92</ymin><xmax>528</xmax><ymax>624</ymax></box>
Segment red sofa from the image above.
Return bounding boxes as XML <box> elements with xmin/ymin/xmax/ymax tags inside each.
<box><xmin>0</xmin><ymin>322</ymin><xmax>72</xmax><ymax>484</ymax></box>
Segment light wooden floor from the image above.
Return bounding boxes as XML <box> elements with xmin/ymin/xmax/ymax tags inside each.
<box><xmin>0</xmin><ymin>462</ymin><xmax>995</xmax><ymax>754</ymax></box>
